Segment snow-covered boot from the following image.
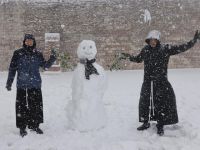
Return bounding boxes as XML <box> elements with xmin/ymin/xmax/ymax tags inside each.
<box><xmin>156</xmin><ymin>124</ymin><xmax>164</xmax><ymax>136</ymax></box>
<box><xmin>137</xmin><ymin>122</ymin><xmax>150</xmax><ymax>131</ymax></box>
<box><xmin>20</xmin><ymin>128</ymin><xmax>27</xmax><ymax>137</ymax></box>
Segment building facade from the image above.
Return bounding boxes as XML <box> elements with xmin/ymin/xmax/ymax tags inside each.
<box><xmin>0</xmin><ymin>0</ymin><xmax>200</xmax><ymax>71</ymax></box>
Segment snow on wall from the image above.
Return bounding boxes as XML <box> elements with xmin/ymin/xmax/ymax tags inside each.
<box><xmin>0</xmin><ymin>0</ymin><xmax>200</xmax><ymax>71</ymax></box>
<box><xmin>143</xmin><ymin>9</ymin><xmax>151</xmax><ymax>25</ymax></box>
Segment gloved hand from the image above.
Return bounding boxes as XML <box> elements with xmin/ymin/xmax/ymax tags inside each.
<box><xmin>51</xmin><ymin>48</ymin><xmax>57</xmax><ymax>57</ymax></box>
<box><xmin>6</xmin><ymin>85</ymin><xmax>11</xmax><ymax>91</ymax></box>
<box><xmin>120</xmin><ymin>53</ymin><xmax>131</xmax><ymax>60</ymax></box>
<box><xmin>193</xmin><ymin>30</ymin><xmax>199</xmax><ymax>41</ymax></box>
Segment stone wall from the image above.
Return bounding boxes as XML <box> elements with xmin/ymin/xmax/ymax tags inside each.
<box><xmin>0</xmin><ymin>0</ymin><xmax>200</xmax><ymax>71</ymax></box>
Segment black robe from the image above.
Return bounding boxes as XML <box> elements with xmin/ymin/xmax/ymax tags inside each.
<box><xmin>129</xmin><ymin>39</ymin><xmax>197</xmax><ymax>125</ymax></box>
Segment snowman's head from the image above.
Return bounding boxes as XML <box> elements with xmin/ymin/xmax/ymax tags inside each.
<box><xmin>77</xmin><ymin>40</ymin><xmax>97</xmax><ymax>60</ymax></box>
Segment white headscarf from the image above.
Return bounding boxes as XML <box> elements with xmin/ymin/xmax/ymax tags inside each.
<box><xmin>145</xmin><ymin>30</ymin><xmax>161</xmax><ymax>44</ymax></box>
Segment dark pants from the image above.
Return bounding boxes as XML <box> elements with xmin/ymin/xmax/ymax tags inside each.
<box><xmin>16</xmin><ymin>88</ymin><xmax>43</xmax><ymax>129</ymax></box>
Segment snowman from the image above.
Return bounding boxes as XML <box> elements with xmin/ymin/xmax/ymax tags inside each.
<box><xmin>66</xmin><ymin>40</ymin><xmax>107</xmax><ymax>131</ymax></box>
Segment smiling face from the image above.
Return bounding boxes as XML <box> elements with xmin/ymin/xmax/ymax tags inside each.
<box><xmin>77</xmin><ymin>40</ymin><xmax>97</xmax><ymax>60</ymax></box>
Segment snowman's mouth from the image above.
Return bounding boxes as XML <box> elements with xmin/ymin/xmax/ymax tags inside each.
<box><xmin>85</xmin><ymin>52</ymin><xmax>93</xmax><ymax>56</ymax></box>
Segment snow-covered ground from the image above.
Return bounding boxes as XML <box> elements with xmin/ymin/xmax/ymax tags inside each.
<box><xmin>0</xmin><ymin>69</ymin><xmax>200</xmax><ymax>150</ymax></box>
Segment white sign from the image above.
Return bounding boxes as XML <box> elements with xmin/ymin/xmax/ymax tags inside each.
<box><xmin>45</xmin><ymin>33</ymin><xmax>60</xmax><ymax>42</ymax></box>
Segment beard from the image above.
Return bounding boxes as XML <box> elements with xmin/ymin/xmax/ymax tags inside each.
<box><xmin>24</xmin><ymin>45</ymin><xmax>34</xmax><ymax>52</ymax></box>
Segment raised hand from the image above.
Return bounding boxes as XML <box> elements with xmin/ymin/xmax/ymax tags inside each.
<box><xmin>198</xmin><ymin>31</ymin><xmax>200</xmax><ymax>40</ymax></box>
<box><xmin>51</xmin><ymin>48</ymin><xmax>57</xmax><ymax>57</ymax></box>
<box><xmin>193</xmin><ymin>30</ymin><xmax>199</xmax><ymax>41</ymax></box>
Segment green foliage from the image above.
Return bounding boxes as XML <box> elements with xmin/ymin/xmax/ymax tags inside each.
<box><xmin>58</xmin><ymin>52</ymin><xmax>73</xmax><ymax>71</ymax></box>
<box><xmin>110</xmin><ymin>53</ymin><xmax>124</xmax><ymax>71</ymax></box>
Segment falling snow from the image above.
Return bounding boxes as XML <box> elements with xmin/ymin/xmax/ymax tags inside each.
<box><xmin>0</xmin><ymin>69</ymin><xmax>200</xmax><ymax>149</ymax></box>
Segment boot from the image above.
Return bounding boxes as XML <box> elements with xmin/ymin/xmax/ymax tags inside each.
<box><xmin>32</xmin><ymin>127</ymin><xmax>43</xmax><ymax>134</ymax></box>
<box><xmin>20</xmin><ymin>128</ymin><xmax>27</xmax><ymax>137</ymax></box>
<box><xmin>137</xmin><ymin>122</ymin><xmax>150</xmax><ymax>131</ymax></box>
<box><xmin>28</xmin><ymin>125</ymin><xmax>34</xmax><ymax>130</ymax></box>
<box><xmin>156</xmin><ymin>124</ymin><xmax>164</xmax><ymax>136</ymax></box>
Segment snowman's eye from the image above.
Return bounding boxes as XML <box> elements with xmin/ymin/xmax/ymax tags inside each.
<box><xmin>83</xmin><ymin>47</ymin><xmax>86</xmax><ymax>50</ymax></box>
<box><xmin>90</xmin><ymin>46</ymin><xmax>92</xmax><ymax>49</ymax></box>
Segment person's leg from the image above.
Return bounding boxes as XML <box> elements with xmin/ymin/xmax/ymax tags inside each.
<box><xmin>16</xmin><ymin>88</ymin><xmax>28</xmax><ymax>137</ymax></box>
<box><xmin>138</xmin><ymin>82</ymin><xmax>151</xmax><ymax>131</ymax></box>
<box><xmin>27</xmin><ymin>88</ymin><xmax>43</xmax><ymax>134</ymax></box>
<box><xmin>156</xmin><ymin>123</ymin><xmax>164</xmax><ymax>136</ymax></box>
<box><xmin>27</xmin><ymin>88</ymin><xmax>34</xmax><ymax>129</ymax></box>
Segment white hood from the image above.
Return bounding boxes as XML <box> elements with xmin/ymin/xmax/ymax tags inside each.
<box><xmin>145</xmin><ymin>30</ymin><xmax>161</xmax><ymax>44</ymax></box>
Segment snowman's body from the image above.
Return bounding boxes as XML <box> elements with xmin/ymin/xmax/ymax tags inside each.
<box><xmin>67</xmin><ymin>40</ymin><xmax>107</xmax><ymax>131</ymax></box>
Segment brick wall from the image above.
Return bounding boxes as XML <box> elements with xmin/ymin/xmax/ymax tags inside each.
<box><xmin>0</xmin><ymin>0</ymin><xmax>200</xmax><ymax>71</ymax></box>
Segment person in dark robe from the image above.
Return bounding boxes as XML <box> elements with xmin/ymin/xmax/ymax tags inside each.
<box><xmin>6</xmin><ymin>34</ymin><xmax>56</xmax><ymax>137</ymax></box>
<box><xmin>121</xmin><ymin>30</ymin><xmax>200</xmax><ymax>136</ymax></box>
